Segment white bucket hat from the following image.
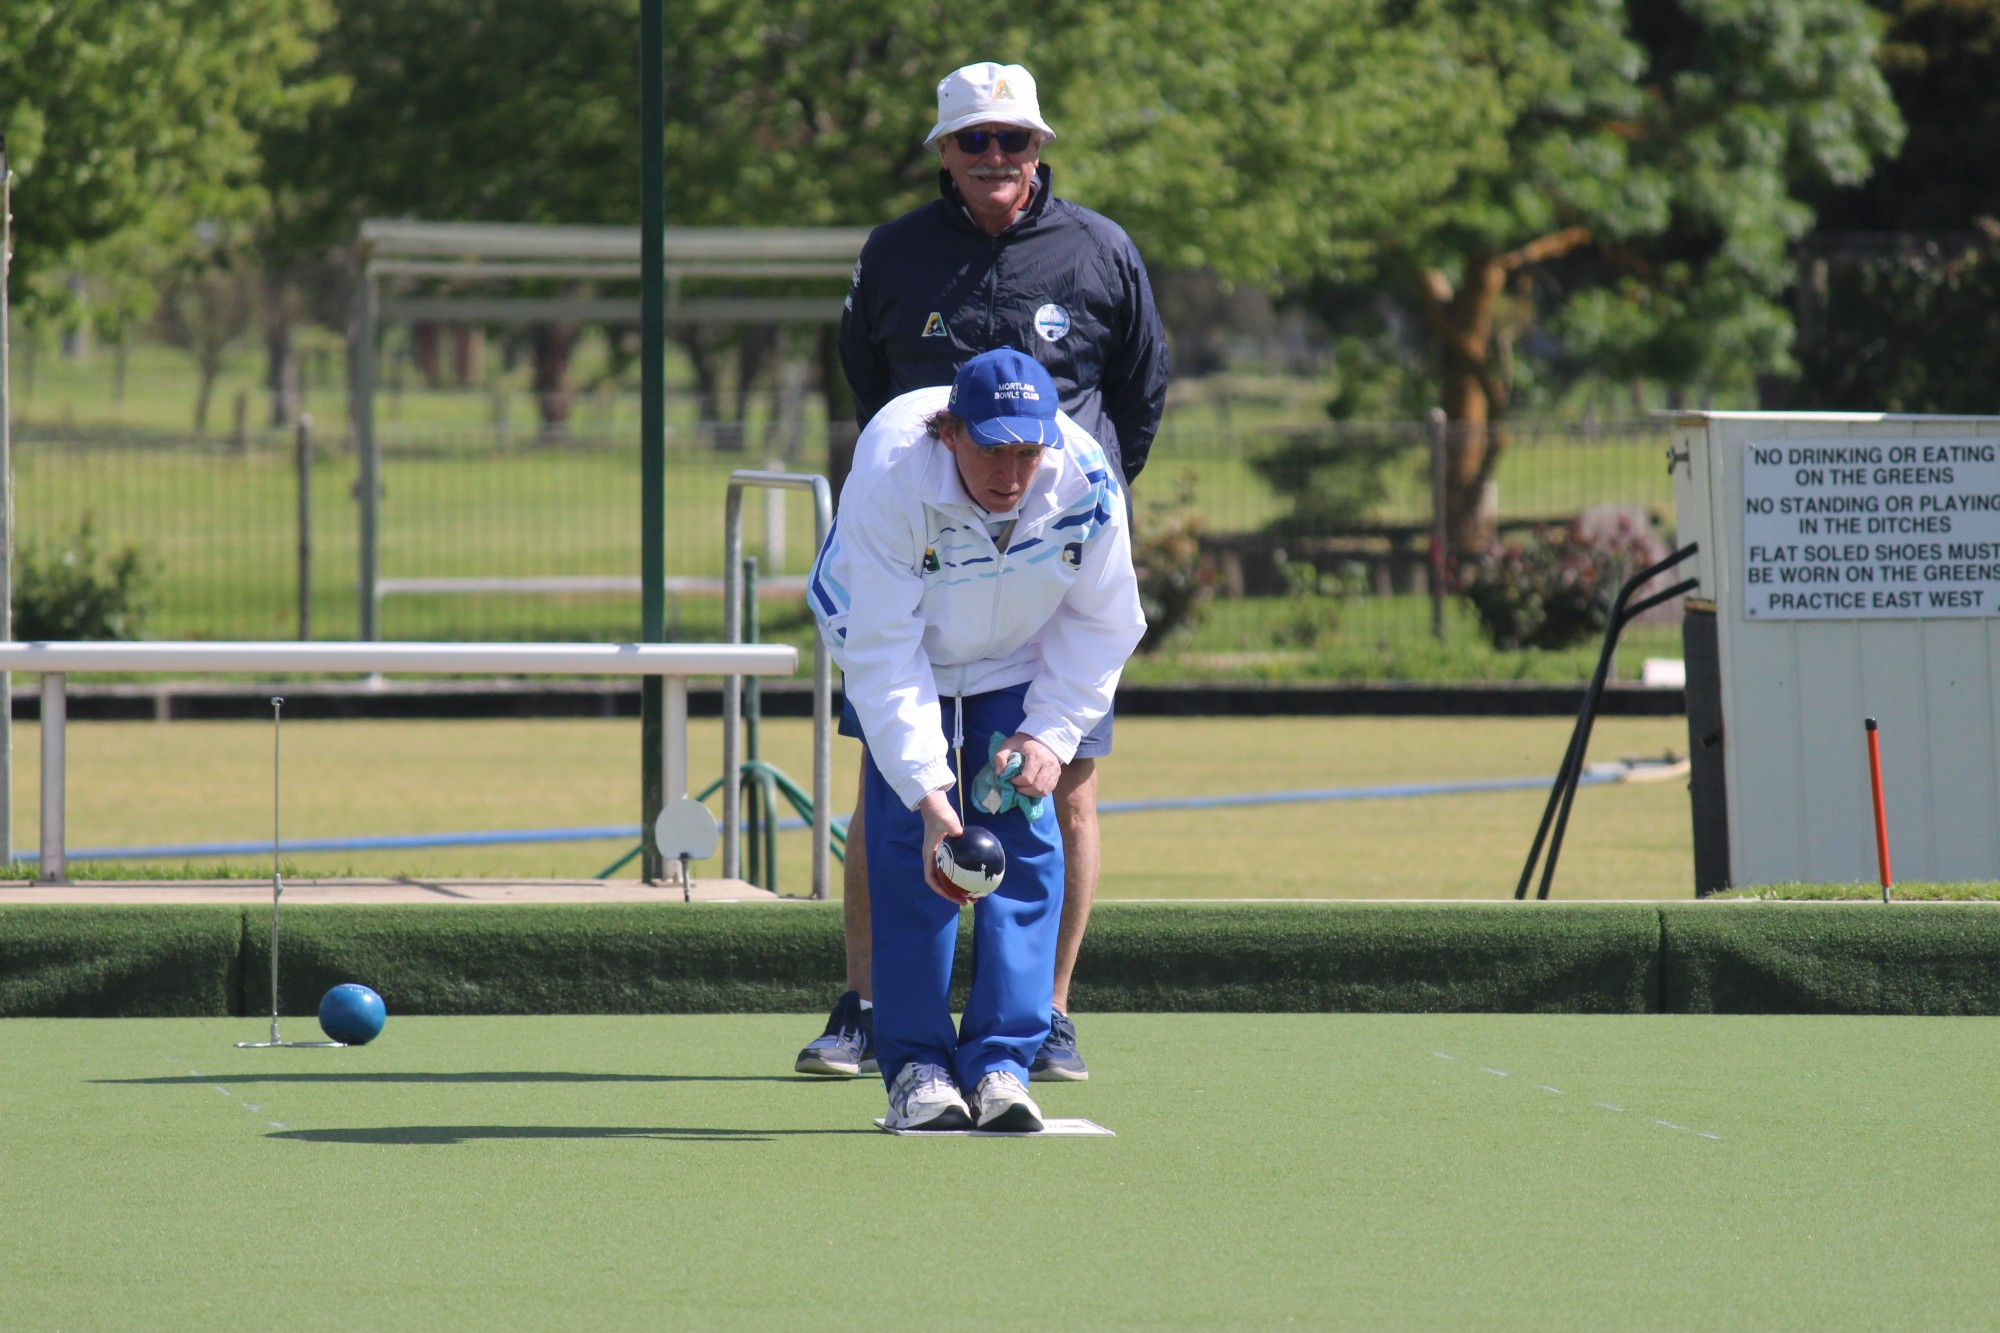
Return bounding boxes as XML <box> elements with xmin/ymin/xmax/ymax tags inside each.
<box><xmin>923</xmin><ymin>62</ymin><xmax>1057</xmax><ymax>150</ymax></box>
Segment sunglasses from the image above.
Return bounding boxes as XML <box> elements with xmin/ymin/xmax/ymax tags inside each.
<box><xmin>951</xmin><ymin>128</ymin><xmax>1036</xmax><ymax>155</ymax></box>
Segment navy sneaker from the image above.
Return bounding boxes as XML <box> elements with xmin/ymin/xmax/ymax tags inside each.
<box><xmin>1029</xmin><ymin>1007</ymin><xmax>1088</xmax><ymax>1082</ymax></box>
<box><xmin>795</xmin><ymin>990</ymin><xmax>877</xmax><ymax>1077</ymax></box>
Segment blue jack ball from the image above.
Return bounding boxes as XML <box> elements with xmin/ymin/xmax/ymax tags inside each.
<box><xmin>319</xmin><ymin>983</ymin><xmax>387</xmax><ymax>1045</ymax></box>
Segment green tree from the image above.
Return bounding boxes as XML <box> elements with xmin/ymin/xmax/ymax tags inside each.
<box><xmin>258</xmin><ymin>0</ymin><xmax>647</xmax><ymax>433</ymax></box>
<box><xmin>261</xmin><ymin>0</ymin><xmax>1491</xmax><ymax>430</ymax></box>
<box><xmin>1790</xmin><ymin>0</ymin><xmax>2000</xmax><ymax>412</ymax></box>
<box><xmin>0</xmin><ymin>0</ymin><xmax>337</xmax><ymax>312</ymax></box>
<box><xmin>1026</xmin><ymin>1</ymin><xmax>1499</xmax><ymax>286</ymax></box>
<box><xmin>648</xmin><ymin>0</ymin><xmax>1493</xmax><ymax>281</ymax></box>
<box><xmin>262</xmin><ymin>0</ymin><xmax>641</xmax><ymax>245</ymax></box>
<box><xmin>265</xmin><ymin>0</ymin><xmax>880</xmax><ymax>433</ymax></box>
<box><xmin>1812</xmin><ymin>0</ymin><xmax>2000</xmax><ymax>231</ymax></box>
<box><xmin>1379</xmin><ymin>0</ymin><xmax>1901</xmax><ymax>549</ymax></box>
<box><xmin>1794</xmin><ymin>227</ymin><xmax>2000</xmax><ymax>413</ymax></box>
<box><xmin>151</xmin><ymin>255</ymin><xmax>262</xmax><ymax>435</ymax></box>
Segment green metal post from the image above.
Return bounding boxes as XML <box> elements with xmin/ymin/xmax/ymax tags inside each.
<box><xmin>638</xmin><ymin>0</ymin><xmax>666</xmax><ymax>881</ymax></box>
<box><xmin>0</xmin><ymin>135</ymin><xmax>12</xmax><ymax>865</ymax></box>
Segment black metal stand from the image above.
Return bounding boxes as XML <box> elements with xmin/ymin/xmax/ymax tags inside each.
<box><xmin>1516</xmin><ymin>544</ymin><xmax>1699</xmax><ymax>901</ymax></box>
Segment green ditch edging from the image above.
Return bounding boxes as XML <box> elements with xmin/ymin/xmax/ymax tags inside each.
<box><xmin>1660</xmin><ymin>902</ymin><xmax>2000</xmax><ymax>1015</ymax></box>
<box><xmin>1068</xmin><ymin>904</ymin><xmax>1660</xmax><ymax>1014</ymax></box>
<box><xmin>1</xmin><ymin>901</ymin><xmax>1995</xmax><ymax>1018</ymax></box>
<box><xmin>0</xmin><ymin>906</ymin><xmax>241</xmax><ymax>1017</ymax></box>
<box><xmin>242</xmin><ymin>904</ymin><xmax>849</xmax><ymax>1016</ymax></box>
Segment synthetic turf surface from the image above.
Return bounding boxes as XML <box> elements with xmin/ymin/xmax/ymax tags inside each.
<box><xmin>7</xmin><ymin>1013</ymin><xmax>1994</xmax><ymax>1328</ymax></box>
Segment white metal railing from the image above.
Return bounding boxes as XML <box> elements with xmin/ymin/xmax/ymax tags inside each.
<box><xmin>722</xmin><ymin>471</ymin><xmax>834</xmax><ymax>894</ymax></box>
<box><xmin>0</xmin><ymin>641</ymin><xmax>798</xmax><ymax>885</ymax></box>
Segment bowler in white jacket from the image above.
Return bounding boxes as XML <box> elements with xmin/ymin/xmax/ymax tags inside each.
<box><xmin>809</xmin><ymin>347</ymin><xmax>1146</xmax><ymax>1132</ymax></box>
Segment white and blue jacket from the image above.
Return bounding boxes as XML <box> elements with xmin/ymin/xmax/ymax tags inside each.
<box><xmin>809</xmin><ymin>386</ymin><xmax>1147</xmax><ymax>810</ymax></box>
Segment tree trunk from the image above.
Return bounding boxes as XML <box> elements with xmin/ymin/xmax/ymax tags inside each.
<box><xmin>676</xmin><ymin>327</ymin><xmax>725</xmax><ymax>443</ymax></box>
<box><xmin>452</xmin><ymin>326</ymin><xmax>483</xmax><ymax>385</ymax></box>
<box><xmin>193</xmin><ymin>361</ymin><xmax>220</xmax><ymax>436</ymax></box>
<box><xmin>413</xmin><ymin>322</ymin><xmax>443</xmax><ymax>388</ymax></box>
<box><xmin>1412</xmin><ymin>227</ymin><xmax>1592</xmax><ymax>555</ymax></box>
<box><xmin>733</xmin><ymin>325</ymin><xmax>777</xmax><ymax>437</ymax></box>
<box><xmin>528</xmin><ymin>320</ymin><xmax>580</xmax><ymax>442</ymax></box>
<box><xmin>263</xmin><ymin>265</ymin><xmax>297</xmax><ymax>428</ymax></box>
<box><xmin>1421</xmin><ymin>249</ymin><xmax>1509</xmax><ymax>553</ymax></box>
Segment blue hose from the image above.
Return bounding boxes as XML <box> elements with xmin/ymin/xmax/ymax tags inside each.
<box><xmin>19</xmin><ymin>771</ymin><xmax>1621</xmax><ymax>863</ymax></box>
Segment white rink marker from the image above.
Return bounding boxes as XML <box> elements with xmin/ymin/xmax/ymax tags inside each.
<box><xmin>874</xmin><ymin>1117</ymin><xmax>1114</xmax><ymax>1137</ymax></box>
<box><xmin>168</xmin><ymin>1053</ymin><xmax>296</xmax><ymax>1135</ymax></box>
<box><xmin>1433</xmin><ymin>1052</ymin><xmax>1722</xmax><ymax>1143</ymax></box>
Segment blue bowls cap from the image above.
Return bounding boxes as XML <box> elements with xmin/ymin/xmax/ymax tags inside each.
<box><xmin>949</xmin><ymin>348</ymin><xmax>1062</xmax><ymax>448</ymax></box>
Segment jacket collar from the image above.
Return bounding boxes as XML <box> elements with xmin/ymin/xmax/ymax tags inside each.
<box><xmin>936</xmin><ymin>163</ymin><xmax>1054</xmax><ymax>237</ymax></box>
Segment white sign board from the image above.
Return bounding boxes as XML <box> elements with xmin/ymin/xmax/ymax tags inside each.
<box><xmin>1674</xmin><ymin>412</ymin><xmax>2000</xmax><ymax>890</ymax></box>
<box><xmin>1741</xmin><ymin>437</ymin><xmax>2000</xmax><ymax>619</ymax></box>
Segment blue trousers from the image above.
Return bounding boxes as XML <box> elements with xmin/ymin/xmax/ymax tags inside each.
<box><xmin>866</xmin><ymin>683</ymin><xmax>1063</xmax><ymax>1092</ymax></box>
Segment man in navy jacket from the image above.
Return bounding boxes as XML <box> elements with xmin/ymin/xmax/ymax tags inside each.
<box><xmin>797</xmin><ymin>61</ymin><xmax>1169</xmax><ymax>1086</ymax></box>
<box><xmin>838</xmin><ymin>71</ymin><xmax>1169</xmax><ymax>488</ymax></box>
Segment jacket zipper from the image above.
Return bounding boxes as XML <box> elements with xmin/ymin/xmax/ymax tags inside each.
<box><xmin>986</xmin><ymin>232</ymin><xmax>1003</xmax><ymax>354</ymax></box>
<box><xmin>973</xmin><ymin>512</ymin><xmax>1015</xmax><ymax>666</ymax></box>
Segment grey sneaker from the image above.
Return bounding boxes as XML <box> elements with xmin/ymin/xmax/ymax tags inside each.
<box><xmin>794</xmin><ymin>990</ymin><xmax>877</xmax><ymax>1077</ymax></box>
<box><xmin>1028</xmin><ymin>1008</ymin><xmax>1088</xmax><ymax>1082</ymax></box>
<box><xmin>884</xmin><ymin>1061</ymin><xmax>973</xmax><ymax>1131</ymax></box>
<box><xmin>972</xmin><ymin>1070</ymin><xmax>1044</xmax><ymax>1133</ymax></box>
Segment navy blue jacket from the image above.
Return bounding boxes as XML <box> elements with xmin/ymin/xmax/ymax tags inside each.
<box><xmin>839</xmin><ymin>165</ymin><xmax>1170</xmax><ymax>486</ymax></box>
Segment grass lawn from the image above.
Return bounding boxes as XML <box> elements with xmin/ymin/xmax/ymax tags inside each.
<box><xmin>4</xmin><ymin>1012</ymin><xmax>1993</xmax><ymax>1328</ymax></box>
<box><xmin>6</xmin><ymin>715</ymin><xmax>1695</xmax><ymax>898</ymax></box>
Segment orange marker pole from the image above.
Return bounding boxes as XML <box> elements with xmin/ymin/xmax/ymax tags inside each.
<box><xmin>1865</xmin><ymin>717</ymin><xmax>1892</xmax><ymax>903</ymax></box>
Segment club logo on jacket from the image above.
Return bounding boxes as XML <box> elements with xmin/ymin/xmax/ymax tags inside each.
<box><xmin>1033</xmin><ymin>303</ymin><xmax>1070</xmax><ymax>342</ymax></box>
<box><xmin>921</xmin><ymin>312</ymin><xmax>949</xmax><ymax>338</ymax></box>
<box><xmin>923</xmin><ymin>547</ymin><xmax>941</xmax><ymax>573</ymax></box>
<box><xmin>1063</xmin><ymin>541</ymin><xmax>1083</xmax><ymax>568</ymax></box>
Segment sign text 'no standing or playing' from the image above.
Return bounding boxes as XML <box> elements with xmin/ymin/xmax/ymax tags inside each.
<box><xmin>1741</xmin><ymin>437</ymin><xmax>2000</xmax><ymax>620</ymax></box>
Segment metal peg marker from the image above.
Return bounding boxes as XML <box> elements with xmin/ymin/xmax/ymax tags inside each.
<box><xmin>237</xmin><ymin>697</ymin><xmax>342</xmax><ymax>1048</ymax></box>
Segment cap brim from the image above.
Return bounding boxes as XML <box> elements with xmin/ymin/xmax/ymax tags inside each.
<box><xmin>966</xmin><ymin>416</ymin><xmax>1062</xmax><ymax>448</ymax></box>
<box><xmin>923</xmin><ymin>113</ymin><xmax>1057</xmax><ymax>150</ymax></box>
